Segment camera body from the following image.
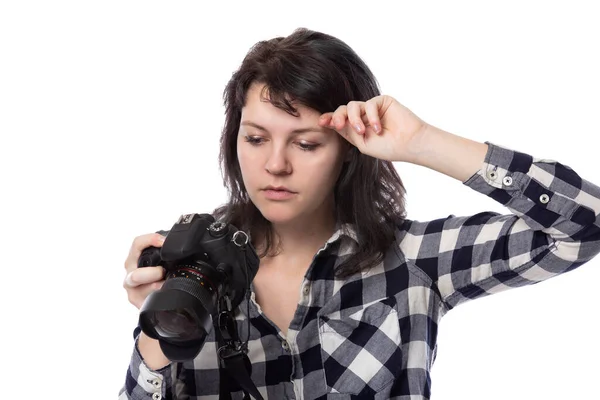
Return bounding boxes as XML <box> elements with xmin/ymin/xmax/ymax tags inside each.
<box><xmin>137</xmin><ymin>213</ymin><xmax>259</xmax><ymax>361</ymax></box>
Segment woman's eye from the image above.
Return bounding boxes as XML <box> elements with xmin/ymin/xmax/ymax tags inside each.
<box><xmin>297</xmin><ymin>143</ymin><xmax>319</xmax><ymax>152</ymax></box>
<box><xmin>244</xmin><ymin>136</ymin><xmax>264</xmax><ymax>145</ymax></box>
<box><xmin>244</xmin><ymin>136</ymin><xmax>320</xmax><ymax>152</ymax></box>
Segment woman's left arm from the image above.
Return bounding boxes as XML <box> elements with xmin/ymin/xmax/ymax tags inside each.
<box><xmin>320</xmin><ymin>96</ymin><xmax>600</xmax><ymax>309</ymax></box>
<box><xmin>319</xmin><ymin>95</ymin><xmax>600</xmax><ymax>234</ymax></box>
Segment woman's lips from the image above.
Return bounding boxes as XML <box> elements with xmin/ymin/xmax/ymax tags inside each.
<box><xmin>262</xmin><ymin>189</ymin><xmax>297</xmax><ymax>200</ymax></box>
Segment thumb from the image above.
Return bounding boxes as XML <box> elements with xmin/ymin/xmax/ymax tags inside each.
<box><xmin>125</xmin><ymin>266</ymin><xmax>165</xmax><ymax>288</ymax></box>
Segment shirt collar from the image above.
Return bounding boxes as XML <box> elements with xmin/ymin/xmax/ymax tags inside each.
<box><xmin>317</xmin><ymin>221</ymin><xmax>359</xmax><ymax>256</ymax></box>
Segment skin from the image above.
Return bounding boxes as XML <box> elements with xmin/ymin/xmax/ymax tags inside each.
<box><xmin>319</xmin><ymin>95</ymin><xmax>488</xmax><ymax>182</ymax></box>
<box><xmin>237</xmin><ymin>82</ymin><xmax>352</xmax><ymax>263</ymax></box>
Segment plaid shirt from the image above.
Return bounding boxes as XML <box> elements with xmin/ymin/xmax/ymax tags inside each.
<box><xmin>119</xmin><ymin>142</ymin><xmax>600</xmax><ymax>399</ymax></box>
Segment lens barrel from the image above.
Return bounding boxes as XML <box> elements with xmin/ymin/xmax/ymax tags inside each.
<box><xmin>139</xmin><ymin>263</ymin><xmax>224</xmax><ymax>361</ymax></box>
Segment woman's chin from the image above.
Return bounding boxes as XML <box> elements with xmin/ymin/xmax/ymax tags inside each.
<box><xmin>258</xmin><ymin>206</ymin><xmax>301</xmax><ymax>225</ymax></box>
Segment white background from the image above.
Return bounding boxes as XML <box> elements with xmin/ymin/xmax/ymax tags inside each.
<box><xmin>1</xmin><ymin>1</ymin><xmax>599</xmax><ymax>399</ymax></box>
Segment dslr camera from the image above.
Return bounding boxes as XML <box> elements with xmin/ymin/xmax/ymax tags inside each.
<box><xmin>137</xmin><ymin>213</ymin><xmax>259</xmax><ymax>361</ymax></box>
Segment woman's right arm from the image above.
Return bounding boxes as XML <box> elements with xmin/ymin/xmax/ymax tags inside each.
<box><xmin>118</xmin><ymin>232</ymin><xmax>188</xmax><ymax>400</ymax></box>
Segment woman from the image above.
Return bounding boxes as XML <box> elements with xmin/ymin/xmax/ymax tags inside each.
<box><xmin>119</xmin><ymin>28</ymin><xmax>600</xmax><ymax>399</ymax></box>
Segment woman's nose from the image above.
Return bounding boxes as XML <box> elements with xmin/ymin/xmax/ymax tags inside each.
<box><xmin>265</xmin><ymin>149</ymin><xmax>292</xmax><ymax>175</ymax></box>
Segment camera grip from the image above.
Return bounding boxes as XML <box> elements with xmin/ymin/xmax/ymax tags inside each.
<box><xmin>138</xmin><ymin>246</ymin><xmax>162</xmax><ymax>268</ymax></box>
<box><xmin>137</xmin><ymin>229</ymin><xmax>170</xmax><ymax>268</ymax></box>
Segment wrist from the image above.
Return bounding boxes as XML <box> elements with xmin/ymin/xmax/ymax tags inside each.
<box><xmin>404</xmin><ymin>123</ymin><xmax>488</xmax><ymax>182</ymax></box>
<box><xmin>404</xmin><ymin>122</ymin><xmax>437</xmax><ymax>166</ymax></box>
<box><xmin>138</xmin><ymin>332</ymin><xmax>171</xmax><ymax>370</ymax></box>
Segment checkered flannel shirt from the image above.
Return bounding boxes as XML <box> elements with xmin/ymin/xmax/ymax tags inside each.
<box><xmin>119</xmin><ymin>141</ymin><xmax>600</xmax><ymax>399</ymax></box>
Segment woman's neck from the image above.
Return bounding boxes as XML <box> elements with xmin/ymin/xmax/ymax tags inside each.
<box><xmin>256</xmin><ymin>208</ymin><xmax>337</xmax><ymax>263</ymax></box>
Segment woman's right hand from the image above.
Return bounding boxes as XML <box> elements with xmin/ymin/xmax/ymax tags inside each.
<box><xmin>123</xmin><ymin>232</ymin><xmax>167</xmax><ymax>309</ymax></box>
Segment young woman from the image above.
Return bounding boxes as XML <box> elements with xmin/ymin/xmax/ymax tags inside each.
<box><xmin>119</xmin><ymin>28</ymin><xmax>600</xmax><ymax>399</ymax></box>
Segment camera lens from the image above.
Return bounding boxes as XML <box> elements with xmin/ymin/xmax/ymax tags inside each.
<box><xmin>149</xmin><ymin>309</ymin><xmax>202</xmax><ymax>342</ymax></box>
<box><xmin>138</xmin><ymin>262</ymin><xmax>225</xmax><ymax>360</ymax></box>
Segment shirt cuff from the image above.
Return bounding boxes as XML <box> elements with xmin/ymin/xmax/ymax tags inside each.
<box><xmin>128</xmin><ymin>333</ymin><xmax>173</xmax><ymax>399</ymax></box>
<box><xmin>463</xmin><ymin>141</ymin><xmax>595</xmax><ymax>228</ymax></box>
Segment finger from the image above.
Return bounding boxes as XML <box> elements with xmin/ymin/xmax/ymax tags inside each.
<box><xmin>321</xmin><ymin>110</ymin><xmax>367</xmax><ymax>129</ymax></box>
<box><xmin>124</xmin><ymin>266</ymin><xmax>166</xmax><ymax>288</ymax></box>
<box><xmin>364</xmin><ymin>98</ymin><xmax>382</xmax><ymax>134</ymax></box>
<box><xmin>330</xmin><ymin>105</ymin><xmax>348</xmax><ymax>131</ymax></box>
<box><xmin>128</xmin><ymin>280</ymin><xmax>165</xmax><ymax>309</ymax></box>
<box><xmin>346</xmin><ymin>101</ymin><xmax>366</xmax><ymax>134</ymax></box>
<box><xmin>124</xmin><ymin>232</ymin><xmax>166</xmax><ymax>272</ymax></box>
<box><xmin>318</xmin><ymin>112</ymin><xmax>333</xmax><ymax>126</ymax></box>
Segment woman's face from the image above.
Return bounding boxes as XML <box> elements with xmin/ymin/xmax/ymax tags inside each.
<box><xmin>237</xmin><ymin>82</ymin><xmax>350</xmax><ymax>227</ymax></box>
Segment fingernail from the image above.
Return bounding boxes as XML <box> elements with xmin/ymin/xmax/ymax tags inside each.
<box><xmin>373</xmin><ymin>123</ymin><xmax>380</xmax><ymax>133</ymax></box>
<box><xmin>125</xmin><ymin>271</ymin><xmax>136</xmax><ymax>286</ymax></box>
<box><xmin>354</xmin><ymin>124</ymin><xmax>362</xmax><ymax>133</ymax></box>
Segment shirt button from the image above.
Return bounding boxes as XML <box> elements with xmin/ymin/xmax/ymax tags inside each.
<box><xmin>151</xmin><ymin>379</ymin><xmax>161</xmax><ymax>388</ymax></box>
<box><xmin>303</xmin><ymin>285</ymin><xmax>310</xmax><ymax>295</ymax></box>
<box><xmin>152</xmin><ymin>393</ymin><xmax>162</xmax><ymax>400</ymax></box>
<box><xmin>503</xmin><ymin>176</ymin><xmax>513</xmax><ymax>186</ymax></box>
<box><xmin>487</xmin><ymin>170</ymin><xmax>497</xmax><ymax>180</ymax></box>
<box><xmin>282</xmin><ymin>340</ymin><xmax>289</xmax><ymax>351</ymax></box>
<box><xmin>540</xmin><ymin>194</ymin><xmax>550</xmax><ymax>204</ymax></box>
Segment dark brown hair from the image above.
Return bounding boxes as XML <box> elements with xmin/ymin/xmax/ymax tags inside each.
<box><xmin>212</xmin><ymin>28</ymin><xmax>407</xmax><ymax>278</ymax></box>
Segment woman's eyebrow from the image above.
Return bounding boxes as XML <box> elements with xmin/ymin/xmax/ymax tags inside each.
<box><xmin>241</xmin><ymin>121</ymin><xmax>326</xmax><ymax>135</ymax></box>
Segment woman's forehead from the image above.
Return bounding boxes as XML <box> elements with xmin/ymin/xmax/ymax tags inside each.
<box><xmin>242</xmin><ymin>101</ymin><xmax>321</xmax><ymax>129</ymax></box>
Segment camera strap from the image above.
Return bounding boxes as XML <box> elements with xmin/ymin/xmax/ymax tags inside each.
<box><xmin>215</xmin><ymin>304</ymin><xmax>264</xmax><ymax>400</ymax></box>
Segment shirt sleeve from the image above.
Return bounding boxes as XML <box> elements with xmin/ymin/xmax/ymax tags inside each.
<box><xmin>397</xmin><ymin>141</ymin><xmax>600</xmax><ymax>311</ymax></box>
<box><xmin>118</xmin><ymin>327</ymin><xmax>189</xmax><ymax>400</ymax></box>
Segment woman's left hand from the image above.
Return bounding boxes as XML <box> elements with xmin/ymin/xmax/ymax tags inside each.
<box><xmin>318</xmin><ymin>95</ymin><xmax>428</xmax><ymax>163</ymax></box>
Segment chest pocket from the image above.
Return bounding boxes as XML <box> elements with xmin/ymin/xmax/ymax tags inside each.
<box><xmin>317</xmin><ymin>296</ymin><xmax>403</xmax><ymax>396</ymax></box>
